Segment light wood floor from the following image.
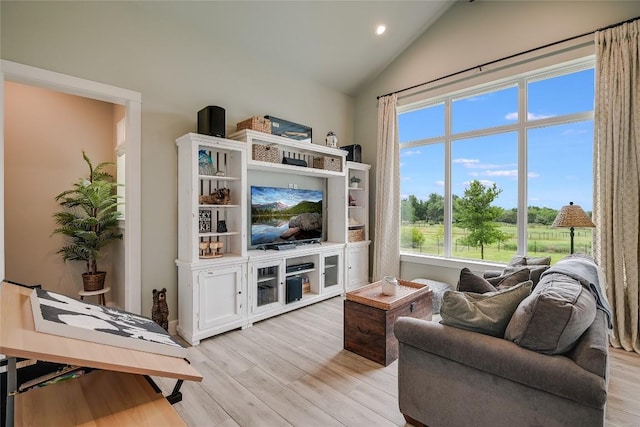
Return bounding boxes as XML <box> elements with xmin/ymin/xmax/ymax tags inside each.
<box><xmin>155</xmin><ymin>296</ymin><xmax>640</xmax><ymax>427</ymax></box>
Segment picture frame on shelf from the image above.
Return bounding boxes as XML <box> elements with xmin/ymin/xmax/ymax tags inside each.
<box><xmin>199</xmin><ymin>210</ymin><xmax>212</xmax><ymax>233</ymax></box>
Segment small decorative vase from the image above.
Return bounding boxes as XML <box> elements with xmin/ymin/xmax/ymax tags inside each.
<box><xmin>325</xmin><ymin>131</ymin><xmax>338</xmax><ymax>148</ymax></box>
<box><xmin>382</xmin><ymin>276</ymin><xmax>398</xmax><ymax>296</ymax></box>
<box><xmin>198</xmin><ymin>149</ymin><xmax>216</xmax><ymax>176</ymax></box>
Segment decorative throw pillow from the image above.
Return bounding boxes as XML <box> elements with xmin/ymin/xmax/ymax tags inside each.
<box><xmin>486</xmin><ymin>268</ymin><xmax>531</xmax><ymax>290</ymax></box>
<box><xmin>440</xmin><ymin>281</ymin><xmax>533</xmax><ymax>337</ymax></box>
<box><xmin>504</xmin><ymin>273</ymin><xmax>597</xmax><ymax>354</ymax></box>
<box><xmin>508</xmin><ymin>255</ymin><xmax>527</xmax><ymax>266</ymax></box>
<box><xmin>525</xmin><ymin>256</ymin><xmax>552</xmax><ymax>266</ymax></box>
<box><xmin>457</xmin><ymin>268</ymin><xmax>497</xmax><ymax>293</ymax></box>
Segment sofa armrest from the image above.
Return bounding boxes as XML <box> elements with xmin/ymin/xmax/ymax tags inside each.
<box><xmin>568</xmin><ymin>310</ymin><xmax>609</xmax><ymax>379</ymax></box>
<box><xmin>394</xmin><ymin>317</ymin><xmax>607</xmax><ymax>408</ymax></box>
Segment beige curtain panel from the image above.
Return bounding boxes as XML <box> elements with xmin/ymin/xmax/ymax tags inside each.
<box><xmin>373</xmin><ymin>94</ymin><xmax>400</xmax><ymax>281</ymax></box>
<box><xmin>593</xmin><ymin>19</ymin><xmax>640</xmax><ymax>354</ymax></box>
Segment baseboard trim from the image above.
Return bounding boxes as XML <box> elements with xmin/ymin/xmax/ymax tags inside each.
<box><xmin>169</xmin><ymin>319</ymin><xmax>178</xmax><ymax>336</ymax></box>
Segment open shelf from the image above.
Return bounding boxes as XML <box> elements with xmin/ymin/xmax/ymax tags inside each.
<box><xmin>230</xmin><ymin>129</ymin><xmax>347</xmax><ymax>178</ymax></box>
<box><xmin>199</xmin><ymin>175</ymin><xmax>241</xmax><ymax>181</ymax></box>
<box><xmin>198</xmin><ymin>204</ymin><xmax>241</xmax><ymax>209</ymax></box>
<box><xmin>247</xmin><ymin>160</ymin><xmax>345</xmax><ymax>177</ymax></box>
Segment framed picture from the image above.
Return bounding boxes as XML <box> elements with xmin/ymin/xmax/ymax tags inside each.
<box><xmin>30</xmin><ymin>288</ymin><xmax>186</xmax><ymax>358</ymax></box>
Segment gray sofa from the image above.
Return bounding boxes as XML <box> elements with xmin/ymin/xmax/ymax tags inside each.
<box><xmin>395</xmin><ymin>256</ymin><xmax>610</xmax><ymax>427</ymax></box>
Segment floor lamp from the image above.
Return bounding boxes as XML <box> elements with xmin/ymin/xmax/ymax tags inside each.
<box><xmin>551</xmin><ymin>202</ymin><xmax>596</xmax><ymax>254</ymax></box>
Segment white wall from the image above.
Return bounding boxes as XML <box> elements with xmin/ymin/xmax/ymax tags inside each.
<box><xmin>354</xmin><ymin>1</ymin><xmax>640</xmax><ymax>284</ymax></box>
<box><xmin>1</xmin><ymin>2</ymin><xmax>354</xmax><ymax>318</ymax></box>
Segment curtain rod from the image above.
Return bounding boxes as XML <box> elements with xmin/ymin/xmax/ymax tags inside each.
<box><xmin>376</xmin><ymin>15</ymin><xmax>640</xmax><ymax>100</ymax></box>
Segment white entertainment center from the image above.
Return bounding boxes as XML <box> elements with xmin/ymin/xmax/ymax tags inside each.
<box><xmin>175</xmin><ymin>130</ymin><xmax>370</xmax><ymax>345</ymax></box>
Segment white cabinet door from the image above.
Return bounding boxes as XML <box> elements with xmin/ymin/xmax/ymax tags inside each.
<box><xmin>346</xmin><ymin>245</ymin><xmax>369</xmax><ymax>289</ymax></box>
<box><xmin>198</xmin><ymin>264</ymin><xmax>245</xmax><ymax>331</ymax></box>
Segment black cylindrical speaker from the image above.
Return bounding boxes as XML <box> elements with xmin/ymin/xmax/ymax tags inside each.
<box><xmin>198</xmin><ymin>106</ymin><xmax>226</xmax><ymax>138</ymax></box>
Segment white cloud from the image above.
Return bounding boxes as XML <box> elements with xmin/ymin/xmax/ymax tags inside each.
<box><xmin>401</xmin><ymin>149</ymin><xmax>422</xmax><ymax>157</ymax></box>
<box><xmin>435</xmin><ymin>180</ymin><xmax>445</xmax><ymax>187</ymax></box>
<box><xmin>529</xmin><ymin>112</ymin><xmax>553</xmax><ymax>120</ymax></box>
<box><xmin>463</xmin><ymin>162</ymin><xmax>516</xmax><ymax>170</ymax></box>
<box><xmin>463</xmin><ymin>179</ymin><xmax>495</xmax><ymax>187</ymax></box>
<box><xmin>453</xmin><ymin>158</ymin><xmax>479</xmax><ymax>164</ymax></box>
<box><xmin>485</xmin><ymin>169</ymin><xmax>517</xmax><ymax>177</ymax></box>
<box><xmin>467</xmin><ymin>170</ymin><xmax>539</xmax><ymax>179</ymax></box>
<box><xmin>505</xmin><ymin>112</ymin><xmax>554</xmax><ymax>121</ymax></box>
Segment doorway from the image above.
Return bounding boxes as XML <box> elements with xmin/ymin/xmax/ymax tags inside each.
<box><xmin>0</xmin><ymin>60</ymin><xmax>142</xmax><ymax>313</ymax></box>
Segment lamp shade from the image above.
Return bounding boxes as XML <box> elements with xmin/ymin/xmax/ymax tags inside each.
<box><xmin>552</xmin><ymin>202</ymin><xmax>595</xmax><ymax>228</ymax></box>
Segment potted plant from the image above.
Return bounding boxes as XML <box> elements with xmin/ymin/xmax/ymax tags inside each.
<box><xmin>350</xmin><ymin>175</ymin><xmax>362</xmax><ymax>188</ymax></box>
<box><xmin>52</xmin><ymin>151</ymin><xmax>123</xmax><ymax>291</ymax></box>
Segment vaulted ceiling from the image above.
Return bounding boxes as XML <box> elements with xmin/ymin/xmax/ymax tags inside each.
<box><xmin>140</xmin><ymin>1</ymin><xmax>457</xmax><ymax>96</ymax></box>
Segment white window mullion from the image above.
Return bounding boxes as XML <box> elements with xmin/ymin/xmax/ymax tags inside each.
<box><xmin>517</xmin><ymin>80</ymin><xmax>528</xmax><ymax>256</ymax></box>
<box><xmin>444</xmin><ymin>97</ymin><xmax>452</xmax><ymax>257</ymax></box>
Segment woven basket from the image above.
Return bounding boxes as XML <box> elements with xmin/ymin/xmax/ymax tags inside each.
<box><xmin>348</xmin><ymin>228</ymin><xmax>365</xmax><ymax>242</ymax></box>
<box><xmin>313</xmin><ymin>156</ymin><xmax>342</xmax><ymax>172</ymax></box>
<box><xmin>82</xmin><ymin>271</ymin><xmax>106</xmax><ymax>291</ymax></box>
<box><xmin>237</xmin><ymin>116</ymin><xmax>271</xmax><ymax>134</ymax></box>
<box><xmin>252</xmin><ymin>144</ymin><xmax>280</xmax><ymax>163</ymax></box>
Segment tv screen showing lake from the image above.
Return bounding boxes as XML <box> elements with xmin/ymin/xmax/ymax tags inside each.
<box><xmin>251</xmin><ymin>186</ymin><xmax>323</xmax><ymax>245</ymax></box>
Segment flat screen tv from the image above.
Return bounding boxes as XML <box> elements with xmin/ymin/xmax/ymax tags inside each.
<box><xmin>250</xmin><ymin>186</ymin><xmax>323</xmax><ymax>246</ymax></box>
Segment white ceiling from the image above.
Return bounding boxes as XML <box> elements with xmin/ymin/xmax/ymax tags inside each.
<box><xmin>142</xmin><ymin>1</ymin><xmax>457</xmax><ymax>96</ymax></box>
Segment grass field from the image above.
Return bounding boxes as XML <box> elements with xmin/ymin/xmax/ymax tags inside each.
<box><xmin>400</xmin><ymin>222</ymin><xmax>593</xmax><ymax>264</ymax></box>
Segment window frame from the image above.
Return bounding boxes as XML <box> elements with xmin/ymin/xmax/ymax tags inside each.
<box><xmin>398</xmin><ymin>56</ymin><xmax>595</xmax><ymax>264</ymax></box>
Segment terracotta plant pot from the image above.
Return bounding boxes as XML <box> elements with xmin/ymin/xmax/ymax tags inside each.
<box><xmin>82</xmin><ymin>271</ymin><xmax>106</xmax><ymax>292</ymax></box>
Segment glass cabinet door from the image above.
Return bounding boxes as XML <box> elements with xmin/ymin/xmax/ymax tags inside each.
<box><xmin>252</xmin><ymin>260</ymin><xmax>283</xmax><ymax>313</ymax></box>
<box><xmin>322</xmin><ymin>253</ymin><xmax>342</xmax><ymax>290</ymax></box>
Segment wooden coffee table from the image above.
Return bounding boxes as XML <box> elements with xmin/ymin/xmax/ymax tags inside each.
<box><xmin>344</xmin><ymin>280</ymin><xmax>432</xmax><ymax>366</ymax></box>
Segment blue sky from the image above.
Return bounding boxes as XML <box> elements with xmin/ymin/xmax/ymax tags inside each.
<box><xmin>251</xmin><ymin>186</ymin><xmax>323</xmax><ymax>207</ymax></box>
<box><xmin>398</xmin><ymin>68</ymin><xmax>594</xmax><ymax>211</ymax></box>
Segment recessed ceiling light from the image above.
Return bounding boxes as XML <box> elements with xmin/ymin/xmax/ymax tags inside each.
<box><xmin>376</xmin><ymin>25</ymin><xmax>386</xmax><ymax>36</ymax></box>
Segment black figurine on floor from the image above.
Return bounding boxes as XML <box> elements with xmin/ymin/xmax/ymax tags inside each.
<box><xmin>152</xmin><ymin>288</ymin><xmax>169</xmax><ymax>331</ymax></box>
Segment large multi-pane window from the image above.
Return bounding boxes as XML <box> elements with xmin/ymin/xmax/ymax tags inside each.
<box><xmin>398</xmin><ymin>58</ymin><xmax>595</xmax><ymax>263</ymax></box>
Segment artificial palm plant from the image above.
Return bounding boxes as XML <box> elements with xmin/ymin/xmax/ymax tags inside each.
<box><xmin>52</xmin><ymin>151</ymin><xmax>122</xmax><ymax>291</ymax></box>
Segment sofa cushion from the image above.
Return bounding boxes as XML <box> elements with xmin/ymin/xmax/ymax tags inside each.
<box><xmin>440</xmin><ymin>281</ymin><xmax>532</xmax><ymax>337</ymax></box>
<box><xmin>526</xmin><ymin>256</ymin><xmax>552</xmax><ymax>266</ymax></box>
<box><xmin>505</xmin><ymin>273</ymin><xmax>597</xmax><ymax>354</ymax></box>
<box><xmin>508</xmin><ymin>255</ymin><xmax>527</xmax><ymax>266</ymax></box>
<box><xmin>502</xmin><ymin>265</ymin><xmax>550</xmax><ymax>287</ymax></box>
<box><xmin>457</xmin><ymin>268</ymin><xmax>497</xmax><ymax>293</ymax></box>
<box><xmin>507</xmin><ymin>255</ymin><xmax>551</xmax><ymax>267</ymax></box>
<box><xmin>487</xmin><ymin>268</ymin><xmax>531</xmax><ymax>290</ymax></box>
